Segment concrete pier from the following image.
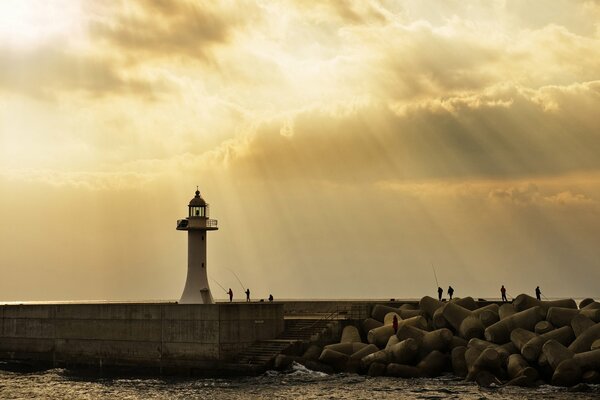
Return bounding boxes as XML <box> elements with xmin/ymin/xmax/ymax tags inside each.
<box><xmin>0</xmin><ymin>302</ymin><xmax>283</xmax><ymax>374</ymax></box>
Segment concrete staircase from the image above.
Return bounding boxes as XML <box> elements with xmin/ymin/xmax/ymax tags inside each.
<box><xmin>232</xmin><ymin>317</ymin><xmax>341</xmax><ymax>371</ymax></box>
<box><xmin>277</xmin><ymin>318</ymin><xmax>334</xmax><ymax>341</ymax></box>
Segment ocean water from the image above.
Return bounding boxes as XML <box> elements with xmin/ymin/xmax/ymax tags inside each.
<box><xmin>1</xmin><ymin>363</ymin><xmax>598</xmax><ymax>400</ymax></box>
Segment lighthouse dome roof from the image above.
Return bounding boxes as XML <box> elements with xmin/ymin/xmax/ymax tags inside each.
<box><xmin>188</xmin><ymin>189</ymin><xmax>207</xmax><ymax>206</ymax></box>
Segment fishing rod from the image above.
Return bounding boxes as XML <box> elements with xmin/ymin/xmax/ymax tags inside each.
<box><xmin>431</xmin><ymin>262</ymin><xmax>440</xmax><ymax>289</ymax></box>
<box><xmin>210</xmin><ymin>276</ymin><xmax>229</xmax><ymax>294</ymax></box>
<box><xmin>227</xmin><ymin>268</ymin><xmax>246</xmax><ymax>292</ymax></box>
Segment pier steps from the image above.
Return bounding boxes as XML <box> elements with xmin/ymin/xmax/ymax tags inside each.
<box><xmin>232</xmin><ymin>317</ymin><xmax>342</xmax><ymax>370</ymax></box>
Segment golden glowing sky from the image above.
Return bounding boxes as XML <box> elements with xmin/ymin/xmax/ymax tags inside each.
<box><xmin>2</xmin><ymin>0</ymin><xmax>600</xmax><ymax>301</ymax></box>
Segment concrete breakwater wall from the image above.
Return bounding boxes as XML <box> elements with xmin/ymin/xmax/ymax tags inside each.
<box><xmin>0</xmin><ymin>303</ymin><xmax>283</xmax><ymax>372</ymax></box>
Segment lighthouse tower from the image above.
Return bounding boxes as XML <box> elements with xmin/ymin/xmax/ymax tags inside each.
<box><xmin>176</xmin><ymin>188</ymin><xmax>218</xmax><ymax>304</ymax></box>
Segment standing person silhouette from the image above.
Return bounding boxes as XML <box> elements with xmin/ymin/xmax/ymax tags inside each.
<box><xmin>245</xmin><ymin>288</ymin><xmax>250</xmax><ymax>302</ymax></box>
<box><xmin>437</xmin><ymin>287</ymin><xmax>443</xmax><ymax>301</ymax></box>
<box><xmin>268</xmin><ymin>294</ymin><xmax>273</xmax><ymax>302</ymax></box>
<box><xmin>228</xmin><ymin>288</ymin><xmax>233</xmax><ymax>302</ymax></box>
<box><xmin>535</xmin><ymin>286</ymin><xmax>542</xmax><ymax>301</ymax></box>
<box><xmin>448</xmin><ymin>286</ymin><xmax>454</xmax><ymax>300</ymax></box>
<box><xmin>501</xmin><ymin>285</ymin><xmax>507</xmax><ymax>302</ymax></box>
<box><xmin>392</xmin><ymin>315</ymin><xmax>399</xmax><ymax>334</ymax></box>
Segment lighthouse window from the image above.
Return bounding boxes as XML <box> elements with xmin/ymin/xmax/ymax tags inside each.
<box><xmin>189</xmin><ymin>206</ymin><xmax>206</xmax><ymax>217</ymax></box>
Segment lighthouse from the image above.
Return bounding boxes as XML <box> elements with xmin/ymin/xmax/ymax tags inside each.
<box><xmin>176</xmin><ymin>188</ymin><xmax>218</xmax><ymax>304</ymax></box>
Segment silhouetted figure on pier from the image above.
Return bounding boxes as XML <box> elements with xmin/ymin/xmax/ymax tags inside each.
<box><xmin>437</xmin><ymin>287</ymin><xmax>443</xmax><ymax>301</ymax></box>
<box><xmin>448</xmin><ymin>286</ymin><xmax>454</xmax><ymax>300</ymax></box>
<box><xmin>228</xmin><ymin>288</ymin><xmax>233</xmax><ymax>302</ymax></box>
<box><xmin>535</xmin><ymin>286</ymin><xmax>542</xmax><ymax>301</ymax></box>
<box><xmin>501</xmin><ymin>285</ymin><xmax>507</xmax><ymax>302</ymax></box>
<box><xmin>245</xmin><ymin>288</ymin><xmax>250</xmax><ymax>302</ymax></box>
<box><xmin>392</xmin><ymin>315</ymin><xmax>399</xmax><ymax>334</ymax></box>
<box><xmin>268</xmin><ymin>294</ymin><xmax>273</xmax><ymax>302</ymax></box>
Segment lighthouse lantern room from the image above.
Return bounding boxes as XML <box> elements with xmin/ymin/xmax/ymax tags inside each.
<box><xmin>177</xmin><ymin>188</ymin><xmax>218</xmax><ymax>304</ymax></box>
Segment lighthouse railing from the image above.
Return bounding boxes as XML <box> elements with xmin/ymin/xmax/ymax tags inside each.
<box><xmin>207</xmin><ymin>219</ymin><xmax>218</xmax><ymax>227</ymax></box>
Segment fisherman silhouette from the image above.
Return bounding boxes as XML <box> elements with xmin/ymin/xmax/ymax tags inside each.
<box><xmin>228</xmin><ymin>288</ymin><xmax>233</xmax><ymax>302</ymax></box>
<box><xmin>437</xmin><ymin>287</ymin><xmax>443</xmax><ymax>301</ymax></box>
<box><xmin>245</xmin><ymin>288</ymin><xmax>250</xmax><ymax>302</ymax></box>
<box><xmin>268</xmin><ymin>294</ymin><xmax>273</xmax><ymax>302</ymax></box>
<box><xmin>501</xmin><ymin>285</ymin><xmax>507</xmax><ymax>302</ymax></box>
<box><xmin>392</xmin><ymin>315</ymin><xmax>399</xmax><ymax>334</ymax></box>
<box><xmin>535</xmin><ymin>286</ymin><xmax>541</xmax><ymax>301</ymax></box>
<box><xmin>448</xmin><ymin>286</ymin><xmax>454</xmax><ymax>300</ymax></box>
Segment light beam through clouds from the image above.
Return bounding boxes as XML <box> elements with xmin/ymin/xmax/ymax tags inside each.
<box><xmin>1</xmin><ymin>0</ymin><xmax>600</xmax><ymax>301</ymax></box>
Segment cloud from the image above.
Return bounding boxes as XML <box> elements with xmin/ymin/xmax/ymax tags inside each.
<box><xmin>88</xmin><ymin>1</ymin><xmax>255</xmax><ymax>64</ymax></box>
<box><xmin>0</xmin><ymin>43</ymin><xmax>165</xmax><ymax>99</ymax></box>
<box><xmin>228</xmin><ymin>81</ymin><xmax>600</xmax><ymax>183</ymax></box>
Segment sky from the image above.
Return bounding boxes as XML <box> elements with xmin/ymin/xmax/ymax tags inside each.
<box><xmin>1</xmin><ymin>0</ymin><xmax>600</xmax><ymax>302</ymax></box>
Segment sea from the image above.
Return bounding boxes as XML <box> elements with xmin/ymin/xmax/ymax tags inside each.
<box><xmin>1</xmin><ymin>363</ymin><xmax>598</xmax><ymax>400</ymax></box>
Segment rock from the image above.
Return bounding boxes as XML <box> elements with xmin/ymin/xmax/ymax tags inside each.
<box><xmin>547</xmin><ymin>307</ymin><xmax>600</xmax><ymax>327</ymax></box>
<box><xmin>324</xmin><ymin>342</ymin><xmax>368</xmax><ymax>355</ymax></box>
<box><xmin>477</xmin><ymin>309</ymin><xmax>500</xmax><ymax>328</ymax></box>
<box><xmin>349</xmin><ymin>344</ymin><xmax>379</xmax><ymax>361</ymax></box>
<box><xmin>592</xmin><ymin>338</ymin><xmax>600</xmax><ymax>350</ymax></box>
<box><xmin>274</xmin><ymin>354</ymin><xmax>296</xmax><ymax>370</ymax></box>
<box><xmin>451</xmin><ymin>346</ymin><xmax>468</xmax><ymax>378</ymax></box>
<box><xmin>319</xmin><ymin>349</ymin><xmax>350</xmax><ymax>371</ymax></box>
<box><xmin>396</xmin><ymin>324</ymin><xmax>426</xmax><ymax>342</ymax></box>
<box><xmin>361</xmin><ymin>350</ymin><xmax>390</xmax><ymax>368</ymax></box>
<box><xmin>371</xmin><ymin>305</ymin><xmax>401</xmax><ymax>322</ymax></box>
<box><xmin>499</xmin><ymin>303</ymin><xmax>516</xmax><ymax>320</ymax></box>
<box><xmin>552</xmin><ymin>358</ymin><xmax>582</xmax><ymax>387</ymax></box>
<box><xmin>399</xmin><ymin>309</ymin><xmax>424</xmax><ymax>319</ymax></box>
<box><xmin>534</xmin><ymin>321</ymin><xmax>554</xmax><ymax>334</ymax></box>
<box><xmin>362</xmin><ymin>318</ymin><xmax>383</xmax><ymax>334</ymax></box>
<box><xmin>579</xmin><ymin>298</ymin><xmax>595</xmax><ymax>309</ymax></box>
<box><xmin>571</xmin><ymin>314</ymin><xmax>596</xmax><ymax>338</ymax></box>
<box><xmin>417</xmin><ymin>350</ymin><xmax>447</xmax><ymax>377</ymax></box>
<box><xmin>475</xmin><ymin>370</ymin><xmax>502</xmax><ymax>387</ymax></box>
<box><xmin>367</xmin><ymin>362</ymin><xmax>386</xmax><ymax>377</ymax></box>
<box><xmin>386</xmin><ymin>363</ymin><xmax>421</xmax><ymax>378</ymax></box>
<box><xmin>389</xmin><ymin>338</ymin><xmax>419</xmax><ymax>364</ymax></box>
<box><xmin>473</xmin><ymin>347</ymin><xmax>502</xmax><ymax>372</ymax></box>
<box><xmin>484</xmin><ymin>306</ymin><xmax>545</xmax><ymax>344</ymax></box>
<box><xmin>507</xmin><ymin>354</ymin><xmax>538</xmax><ymax>383</ymax></box>
<box><xmin>569</xmin><ymin>322</ymin><xmax>600</xmax><ymax>353</ymax></box>
<box><xmin>573</xmin><ymin>348</ymin><xmax>600</xmax><ymax>370</ymax></box>
<box><xmin>420</xmin><ymin>328</ymin><xmax>454</xmax><ymax>356</ymax></box>
<box><xmin>582</xmin><ymin>370</ymin><xmax>600</xmax><ymax>384</ymax></box>
<box><xmin>542</xmin><ymin>340</ymin><xmax>574</xmax><ymax>371</ymax></box>
<box><xmin>521</xmin><ymin>326</ymin><xmax>575</xmax><ymax>362</ymax></box>
<box><xmin>302</xmin><ymin>345</ymin><xmax>323</xmax><ymax>361</ymax></box>
<box><xmin>400</xmin><ymin>316</ymin><xmax>429</xmax><ymax>331</ymax></box>
<box><xmin>419</xmin><ymin>296</ymin><xmax>443</xmax><ymax>319</ymax></box>
<box><xmin>513</xmin><ymin>294</ymin><xmax>577</xmax><ymax>313</ymax></box>
<box><xmin>367</xmin><ymin>325</ymin><xmax>396</xmax><ymax>348</ymax></box>
<box><xmin>385</xmin><ymin>335</ymin><xmax>400</xmax><ymax>350</ymax></box>
<box><xmin>582</xmin><ymin>301</ymin><xmax>600</xmax><ymax>310</ymax></box>
<box><xmin>341</xmin><ymin>325</ymin><xmax>362</xmax><ymax>344</ymax></box>
<box><xmin>450</xmin><ymin>336</ymin><xmax>468</xmax><ymax>349</ymax></box>
<box><xmin>510</xmin><ymin>328</ymin><xmax>538</xmax><ymax>352</ymax></box>
<box><xmin>432</xmin><ymin>304</ymin><xmax>450</xmax><ymax>329</ymax></box>
<box><xmin>451</xmin><ymin>296</ymin><xmax>478</xmax><ymax>311</ymax></box>
<box><xmin>443</xmin><ymin>303</ymin><xmax>485</xmax><ymax>340</ymax></box>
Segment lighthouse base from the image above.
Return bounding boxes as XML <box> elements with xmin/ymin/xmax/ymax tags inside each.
<box><xmin>179</xmin><ymin>287</ymin><xmax>214</xmax><ymax>304</ymax></box>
